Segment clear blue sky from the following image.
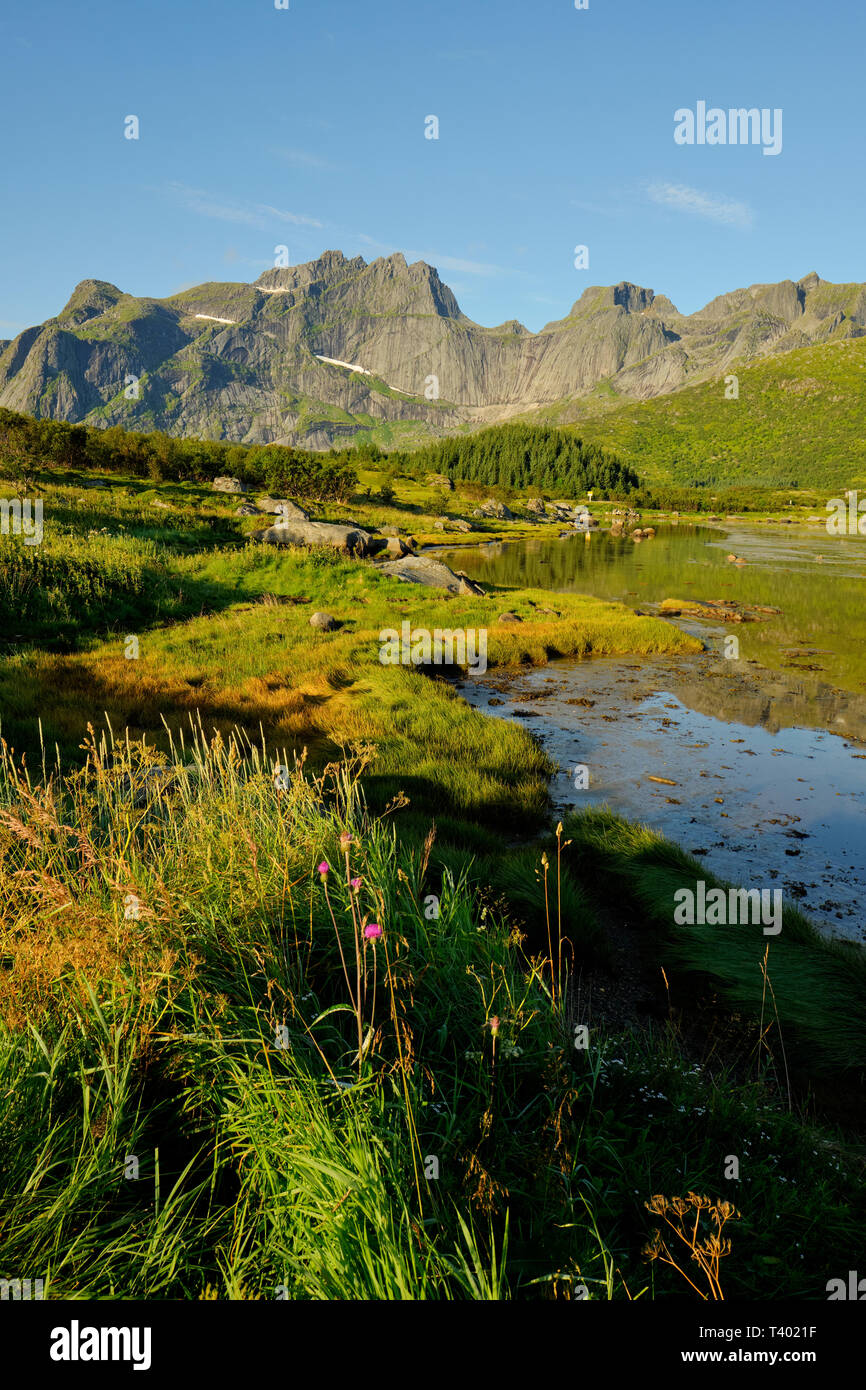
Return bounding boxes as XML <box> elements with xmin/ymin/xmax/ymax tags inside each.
<box><xmin>1</xmin><ymin>0</ymin><xmax>863</xmax><ymax>337</ymax></box>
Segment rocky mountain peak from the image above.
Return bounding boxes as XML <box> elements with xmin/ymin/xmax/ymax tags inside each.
<box><xmin>57</xmin><ymin>279</ymin><xmax>124</xmax><ymax>325</ymax></box>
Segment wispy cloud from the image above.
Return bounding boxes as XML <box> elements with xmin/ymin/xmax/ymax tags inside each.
<box><xmin>274</xmin><ymin>147</ymin><xmax>337</xmax><ymax>171</ymax></box>
<box><xmin>168</xmin><ymin>183</ymin><xmax>323</xmax><ymax>229</ymax></box>
<box><xmin>410</xmin><ymin>252</ymin><xmax>505</xmax><ymax>276</ymax></box>
<box><xmin>646</xmin><ymin>181</ymin><xmax>753</xmax><ymax>229</ymax></box>
<box><xmin>0</xmin><ymin>318</ymin><xmax>24</xmax><ymax>333</ymax></box>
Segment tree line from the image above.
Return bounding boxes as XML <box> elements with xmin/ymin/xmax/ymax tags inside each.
<box><xmin>0</xmin><ymin>408</ymin><xmax>358</xmax><ymax>503</ymax></box>
<box><xmin>387</xmin><ymin>424</ymin><xmax>640</xmax><ymax>497</ymax></box>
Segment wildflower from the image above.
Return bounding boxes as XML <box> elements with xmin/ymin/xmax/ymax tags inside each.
<box><xmin>340</xmin><ymin>832</ymin><xmax>353</xmax><ymax>849</ymax></box>
<box><xmin>350</xmin><ymin>877</ymin><xmax>362</xmax><ymax>892</ymax></box>
<box><xmin>488</xmin><ymin>1015</ymin><xmax>500</xmax><ymax>1037</ymax></box>
<box><xmin>318</xmin><ymin>861</ymin><xmax>330</xmax><ymax>877</ymax></box>
<box><xmin>364</xmin><ymin>922</ymin><xmax>382</xmax><ymax>940</ymax></box>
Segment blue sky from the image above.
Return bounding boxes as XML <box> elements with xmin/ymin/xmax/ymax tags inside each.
<box><xmin>1</xmin><ymin>0</ymin><xmax>863</xmax><ymax>336</ymax></box>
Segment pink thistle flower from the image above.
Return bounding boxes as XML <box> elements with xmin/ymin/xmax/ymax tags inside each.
<box><xmin>340</xmin><ymin>832</ymin><xmax>353</xmax><ymax>849</ymax></box>
<box><xmin>350</xmin><ymin>877</ymin><xmax>362</xmax><ymax>892</ymax></box>
<box><xmin>364</xmin><ymin>922</ymin><xmax>382</xmax><ymax>940</ymax></box>
<box><xmin>489</xmin><ymin>1016</ymin><xmax>500</xmax><ymax>1036</ymax></box>
<box><xmin>318</xmin><ymin>861</ymin><xmax>330</xmax><ymax>877</ymax></box>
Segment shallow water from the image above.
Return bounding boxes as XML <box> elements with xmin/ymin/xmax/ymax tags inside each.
<box><xmin>438</xmin><ymin>522</ymin><xmax>866</xmax><ymax>943</ymax></box>
<box><xmin>458</xmin><ymin>653</ymin><xmax>866</xmax><ymax>943</ymax></box>
<box><xmin>439</xmin><ymin>521</ymin><xmax>866</xmax><ymax>709</ymax></box>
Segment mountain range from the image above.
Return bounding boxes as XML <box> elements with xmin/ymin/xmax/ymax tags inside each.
<box><xmin>1</xmin><ymin>251</ymin><xmax>865</xmax><ymax>452</ymax></box>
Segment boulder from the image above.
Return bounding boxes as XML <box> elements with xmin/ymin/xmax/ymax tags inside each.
<box><xmin>212</xmin><ymin>476</ymin><xmax>249</xmax><ymax>494</ymax></box>
<box><xmin>480</xmin><ymin>499</ymin><xmax>513</xmax><ymax>520</ymax></box>
<box><xmin>309</xmin><ymin>611</ymin><xmax>337</xmax><ymax>631</ymax></box>
<box><xmin>235</xmin><ymin>504</ymin><xmax>262</xmax><ymax>516</ymax></box>
<box><xmin>257</xmin><ymin>497</ymin><xmax>310</xmax><ymax>520</ymax></box>
<box><xmin>456</xmin><ymin>571</ymin><xmax>485</xmax><ymax>596</ymax></box>
<box><xmin>526</xmin><ymin>498</ymin><xmax>546</xmax><ymax>515</ymax></box>
<box><xmin>382</xmin><ymin>536</ymin><xmax>415</xmax><ymax>559</ymax></box>
<box><xmin>426</xmin><ymin>473</ymin><xmax>454</xmax><ymax>491</ymax></box>
<box><xmin>375</xmin><ymin>553</ymin><xmax>470</xmax><ymax>594</ymax></box>
<box><xmin>252</xmin><ymin>520</ymin><xmax>380</xmax><ymax>557</ymax></box>
<box><xmin>452</xmin><ymin>519</ymin><xmax>472</xmax><ymax>532</ymax></box>
<box><xmin>497</xmin><ymin>611</ymin><xmax>522</xmax><ymax>623</ymax></box>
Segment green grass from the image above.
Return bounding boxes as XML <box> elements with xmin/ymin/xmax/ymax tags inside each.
<box><xmin>527</xmin><ymin>336</ymin><xmax>866</xmax><ymax>490</ymax></box>
<box><xmin>0</xmin><ymin>733</ymin><xmax>861</xmax><ymax>1300</ymax></box>
<box><xmin>0</xmin><ymin>463</ymin><xmax>864</xmax><ymax>1301</ymax></box>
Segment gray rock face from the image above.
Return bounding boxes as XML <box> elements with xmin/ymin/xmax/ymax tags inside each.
<box><xmin>375</xmin><ymin>553</ymin><xmax>470</xmax><ymax>593</ymax></box>
<box><xmin>309</xmin><ymin>611</ymin><xmax>337</xmax><ymax>630</ymax></box>
<box><xmin>480</xmin><ymin>499</ymin><xmax>513</xmax><ymax>520</ymax></box>
<box><xmin>257</xmin><ymin>497</ymin><xmax>310</xmax><ymax>519</ymax></box>
<box><xmin>381</xmin><ymin>535</ymin><xmax>416</xmax><ymax>558</ymax></box>
<box><xmin>213</xmin><ymin>476</ymin><xmax>248</xmax><ymax>494</ymax></box>
<box><xmin>252</xmin><ymin>519</ymin><xmax>379</xmax><ymax>556</ymax></box>
<box><xmin>6</xmin><ymin>255</ymin><xmax>863</xmax><ymax>450</ymax></box>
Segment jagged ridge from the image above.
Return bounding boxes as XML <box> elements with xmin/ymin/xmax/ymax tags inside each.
<box><xmin>1</xmin><ymin>251</ymin><xmax>864</xmax><ymax>449</ymax></box>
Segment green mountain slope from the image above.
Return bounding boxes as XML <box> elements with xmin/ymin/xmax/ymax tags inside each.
<box><xmin>527</xmin><ymin>336</ymin><xmax>866</xmax><ymax>489</ymax></box>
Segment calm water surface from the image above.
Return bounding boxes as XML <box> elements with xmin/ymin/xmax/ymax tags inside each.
<box><xmin>440</xmin><ymin>524</ymin><xmax>866</xmax><ymax>942</ymax></box>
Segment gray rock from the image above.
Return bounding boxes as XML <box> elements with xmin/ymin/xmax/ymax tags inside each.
<box><xmin>497</xmin><ymin>611</ymin><xmax>522</xmax><ymax>623</ymax></box>
<box><xmin>452</xmin><ymin>519</ymin><xmax>472</xmax><ymax>532</ymax></box>
<box><xmin>456</xmin><ymin>571</ymin><xmax>485</xmax><ymax>596</ymax></box>
<box><xmin>257</xmin><ymin>497</ymin><xmax>310</xmax><ymax>519</ymax></box>
<box><xmin>375</xmin><ymin>553</ymin><xmax>469</xmax><ymax>593</ymax></box>
<box><xmin>480</xmin><ymin>499</ymin><xmax>513</xmax><ymax>520</ymax></box>
<box><xmin>382</xmin><ymin>536</ymin><xmax>415</xmax><ymax>558</ymax></box>
<box><xmin>309</xmin><ymin>611</ymin><xmax>337</xmax><ymax>630</ymax></box>
<box><xmin>526</xmin><ymin>498</ymin><xmax>546</xmax><ymax>515</ymax></box>
<box><xmin>235</xmin><ymin>504</ymin><xmax>262</xmax><ymax>516</ymax></box>
<box><xmin>252</xmin><ymin>520</ymin><xmax>380</xmax><ymax>557</ymax></box>
<box><xmin>426</xmin><ymin>473</ymin><xmax>454</xmax><ymax>491</ymax></box>
<box><xmin>212</xmin><ymin>476</ymin><xmax>249</xmax><ymax>494</ymax></box>
<box><xmin>433</xmin><ymin>521</ymin><xmax>445</xmax><ymax>531</ymax></box>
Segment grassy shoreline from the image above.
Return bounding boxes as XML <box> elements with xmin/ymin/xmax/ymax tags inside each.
<box><xmin>1</xmin><ymin>463</ymin><xmax>864</xmax><ymax>1300</ymax></box>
